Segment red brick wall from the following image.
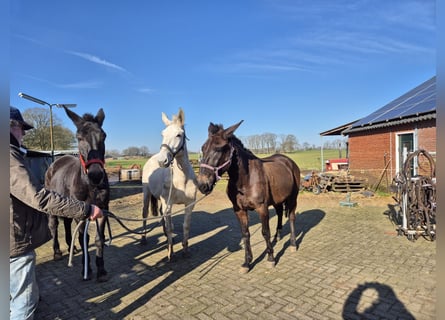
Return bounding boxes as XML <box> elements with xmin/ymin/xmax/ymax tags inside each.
<box><xmin>347</xmin><ymin>119</ymin><xmax>436</xmax><ymax>186</ymax></box>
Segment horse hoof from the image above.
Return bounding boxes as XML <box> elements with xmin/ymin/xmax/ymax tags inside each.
<box><xmin>239</xmin><ymin>266</ymin><xmax>250</xmax><ymax>274</ymax></box>
<box><xmin>96</xmin><ymin>270</ymin><xmax>108</xmax><ymax>282</ymax></box>
<box><xmin>53</xmin><ymin>250</ymin><xmax>63</xmax><ymax>261</ymax></box>
<box><xmin>267</xmin><ymin>260</ymin><xmax>276</xmax><ymax>268</ymax></box>
<box><xmin>82</xmin><ymin>275</ymin><xmax>92</xmax><ymax>281</ymax></box>
<box><xmin>73</xmin><ymin>246</ymin><xmax>80</xmax><ymax>254</ymax></box>
<box><xmin>168</xmin><ymin>256</ymin><xmax>177</xmax><ymax>263</ymax></box>
<box><xmin>289</xmin><ymin>246</ymin><xmax>297</xmax><ymax>253</ymax></box>
<box><xmin>97</xmin><ymin>274</ymin><xmax>108</xmax><ymax>282</ymax></box>
<box><xmin>140</xmin><ymin>237</ymin><xmax>147</xmax><ymax>245</ymax></box>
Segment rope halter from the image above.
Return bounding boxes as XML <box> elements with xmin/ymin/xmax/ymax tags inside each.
<box><xmin>199</xmin><ymin>144</ymin><xmax>234</xmax><ymax>181</ymax></box>
<box><xmin>79</xmin><ymin>154</ymin><xmax>105</xmax><ymax>174</ymax></box>
<box><xmin>160</xmin><ymin>134</ymin><xmax>187</xmax><ymax>165</ymax></box>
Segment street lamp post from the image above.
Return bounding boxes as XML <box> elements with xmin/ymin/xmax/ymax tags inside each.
<box><xmin>18</xmin><ymin>92</ymin><xmax>76</xmax><ymax>161</ymax></box>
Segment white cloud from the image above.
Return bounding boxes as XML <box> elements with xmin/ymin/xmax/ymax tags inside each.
<box><xmin>58</xmin><ymin>80</ymin><xmax>103</xmax><ymax>89</ymax></box>
<box><xmin>67</xmin><ymin>51</ymin><xmax>128</xmax><ymax>72</ymax></box>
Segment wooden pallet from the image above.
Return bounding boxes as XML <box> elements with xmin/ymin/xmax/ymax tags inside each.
<box><xmin>331</xmin><ymin>178</ymin><xmax>366</xmax><ymax>192</ymax></box>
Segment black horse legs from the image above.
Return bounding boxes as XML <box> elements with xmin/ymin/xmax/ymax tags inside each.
<box><xmin>236</xmin><ymin>210</ymin><xmax>253</xmax><ymax>273</ymax></box>
<box><xmin>48</xmin><ymin>216</ymin><xmax>77</xmax><ymax>260</ymax></box>
<box><xmin>78</xmin><ymin>219</ymin><xmax>108</xmax><ymax>282</ymax></box>
<box><xmin>48</xmin><ymin>215</ymin><xmax>62</xmax><ymax>260</ymax></box>
<box><xmin>258</xmin><ymin>209</ymin><xmax>275</xmax><ymax>267</ymax></box>
<box><xmin>274</xmin><ymin>205</ymin><xmax>284</xmax><ymax>241</ymax></box>
<box><xmin>288</xmin><ymin>211</ymin><xmax>297</xmax><ymax>251</ymax></box>
<box><xmin>63</xmin><ymin>217</ymin><xmax>75</xmax><ymax>252</ymax></box>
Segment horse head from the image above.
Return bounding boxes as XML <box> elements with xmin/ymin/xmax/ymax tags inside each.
<box><xmin>158</xmin><ymin>108</ymin><xmax>186</xmax><ymax>168</ymax></box>
<box><xmin>197</xmin><ymin>120</ymin><xmax>243</xmax><ymax>195</ymax></box>
<box><xmin>64</xmin><ymin>106</ymin><xmax>107</xmax><ymax>186</ymax></box>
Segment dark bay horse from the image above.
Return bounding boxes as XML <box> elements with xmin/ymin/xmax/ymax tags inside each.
<box><xmin>197</xmin><ymin>121</ymin><xmax>300</xmax><ymax>273</ymax></box>
<box><xmin>45</xmin><ymin>107</ymin><xmax>109</xmax><ymax>282</ymax></box>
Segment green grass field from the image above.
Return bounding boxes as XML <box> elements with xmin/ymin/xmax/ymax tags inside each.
<box><xmin>106</xmin><ymin>148</ymin><xmax>344</xmax><ymax>173</ymax></box>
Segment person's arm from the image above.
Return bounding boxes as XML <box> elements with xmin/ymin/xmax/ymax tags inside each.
<box><xmin>10</xmin><ymin>149</ymin><xmax>102</xmax><ymax>220</ymax></box>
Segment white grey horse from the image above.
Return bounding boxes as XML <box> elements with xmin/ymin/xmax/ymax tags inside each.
<box><xmin>141</xmin><ymin>108</ymin><xmax>198</xmax><ymax>261</ymax></box>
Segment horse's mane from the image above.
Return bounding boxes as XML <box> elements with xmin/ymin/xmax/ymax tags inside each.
<box><xmin>82</xmin><ymin>113</ymin><xmax>96</xmax><ymax>122</ymax></box>
<box><xmin>230</xmin><ymin>134</ymin><xmax>257</xmax><ymax>158</ymax></box>
<box><xmin>209</xmin><ymin>123</ymin><xmax>223</xmax><ymax>135</ymax></box>
<box><xmin>211</xmin><ymin>123</ymin><xmax>256</xmax><ymax>157</ymax></box>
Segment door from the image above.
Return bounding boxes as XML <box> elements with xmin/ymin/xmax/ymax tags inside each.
<box><xmin>397</xmin><ymin>133</ymin><xmax>414</xmax><ymax>176</ymax></box>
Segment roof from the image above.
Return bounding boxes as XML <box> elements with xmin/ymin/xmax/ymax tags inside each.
<box><xmin>343</xmin><ymin>76</ymin><xmax>436</xmax><ymax>134</ymax></box>
<box><xmin>319</xmin><ymin>120</ymin><xmax>359</xmax><ymax>136</ymax></box>
<box><xmin>25</xmin><ymin>149</ymin><xmax>79</xmax><ymax>157</ymax></box>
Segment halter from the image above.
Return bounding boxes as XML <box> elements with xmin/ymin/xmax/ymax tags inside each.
<box><xmin>199</xmin><ymin>144</ymin><xmax>234</xmax><ymax>181</ymax></box>
<box><xmin>160</xmin><ymin>133</ymin><xmax>187</xmax><ymax>164</ymax></box>
<box><xmin>79</xmin><ymin>154</ymin><xmax>105</xmax><ymax>174</ymax></box>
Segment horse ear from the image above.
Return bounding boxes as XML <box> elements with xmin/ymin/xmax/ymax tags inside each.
<box><xmin>208</xmin><ymin>122</ymin><xmax>219</xmax><ymax>135</ymax></box>
<box><xmin>63</xmin><ymin>106</ymin><xmax>83</xmax><ymax>128</ymax></box>
<box><xmin>95</xmin><ymin>108</ymin><xmax>105</xmax><ymax>127</ymax></box>
<box><xmin>162</xmin><ymin>112</ymin><xmax>171</xmax><ymax>126</ymax></box>
<box><xmin>177</xmin><ymin>108</ymin><xmax>185</xmax><ymax>126</ymax></box>
<box><xmin>224</xmin><ymin>120</ymin><xmax>243</xmax><ymax>138</ymax></box>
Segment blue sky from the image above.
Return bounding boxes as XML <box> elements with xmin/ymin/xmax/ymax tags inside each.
<box><xmin>10</xmin><ymin>0</ymin><xmax>435</xmax><ymax>153</ymax></box>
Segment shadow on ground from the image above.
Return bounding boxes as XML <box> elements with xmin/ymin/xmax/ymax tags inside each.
<box><xmin>342</xmin><ymin>281</ymin><xmax>415</xmax><ymax>319</ymax></box>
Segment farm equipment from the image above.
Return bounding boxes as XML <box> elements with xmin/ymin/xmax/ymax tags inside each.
<box><xmin>300</xmin><ymin>171</ymin><xmax>322</xmax><ymax>194</ymax></box>
<box><xmin>391</xmin><ymin>149</ymin><xmax>436</xmax><ymax>241</ymax></box>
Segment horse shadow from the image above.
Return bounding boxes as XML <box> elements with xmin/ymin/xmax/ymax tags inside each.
<box><xmin>35</xmin><ymin>207</ymin><xmax>241</xmax><ymax>319</ymax></box>
<box><xmin>342</xmin><ymin>281</ymin><xmax>415</xmax><ymax>319</ymax></box>
<box><xmin>248</xmin><ymin>208</ymin><xmax>326</xmax><ymax>271</ymax></box>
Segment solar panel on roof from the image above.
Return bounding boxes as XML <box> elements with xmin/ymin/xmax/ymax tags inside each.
<box><xmin>351</xmin><ymin>76</ymin><xmax>436</xmax><ymax>128</ymax></box>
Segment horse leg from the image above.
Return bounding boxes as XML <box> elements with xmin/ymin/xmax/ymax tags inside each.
<box><xmin>78</xmin><ymin>221</ymin><xmax>92</xmax><ymax>280</ymax></box>
<box><xmin>48</xmin><ymin>215</ymin><xmax>63</xmax><ymax>260</ymax></box>
<box><xmin>164</xmin><ymin>211</ymin><xmax>175</xmax><ymax>262</ymax></box>
<box><xmin>63</xmin><ymin>217</ymin><xmax>78</xmax><ymax>253</ymax></box>
<box><xmin>274</xmin><ymin>205</ymin><xmax>283</xmax><ymax>241</ymax></box>
<box><xmin>95</xmin><ymin>217</ymin><xmax>108</xmax><ymax>282</ymax></box>
<box><xmin>141</xmin><ymin>185</ymin><xmax>149</xmax><ymax>245</ymax></box>
<box><xmin>182</xmin><ymin>205</ymin><xmax>193</xmax><ymax>258</ymax></box>
<box><xmin>258</xmin><ymin>208</ymin><xmax>275</xmax><ymax>268</ymax></box>
<box><xmin>288</xmin><ymin>209</ymin><xmax>297</xmax><ymax>252</ymax></box>
<box><xmin>235</xmin><ymin>209</ymin><xmax>252</xmax><ymax>273</ymax></box>
<box><xmin>287</xmin><ymin>196</ymin><xmax>298</xmax><ymax>252</ymax></box>
<box><xmin>159</xmin><ymin>197</ymin><xmax>175</xmax><ymax>261</ymax></box>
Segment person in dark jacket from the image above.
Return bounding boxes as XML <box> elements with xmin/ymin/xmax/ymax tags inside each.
<box><xmin>9</xmin><ymin>106</ymin><xmax>104</xmax><ymax>320</ymax></box>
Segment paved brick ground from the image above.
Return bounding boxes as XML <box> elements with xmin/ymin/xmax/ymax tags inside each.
<box><xmin>34</xmin><ymin>191</ymin><xmax>436</xmax><ymax>319</ymax></box>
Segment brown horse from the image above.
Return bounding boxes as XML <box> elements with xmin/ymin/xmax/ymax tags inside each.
<box><xmin>45</xmin><ymin>107</ymin><xmax>109</xmax><ymax>282</ymax></box>
<box><xmin>197</xmin><ymin>121</ymin><xmax>301</xmax><ymax>273</ymax></box>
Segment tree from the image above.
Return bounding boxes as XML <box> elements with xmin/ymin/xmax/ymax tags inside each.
<box><xmin>262</xmin><ymin>132</ymin><xmax>277</xmax><ymax>153</ymax></box>
<box><xmin>22</xmin><ymin>107</ymin><xmax>76</xmax><ymax>150</ymax></box>
<box><xmin>122</xmin><ymin>146</ymin><xmax>140</xmax><ymax>157</ymax></box>
<box><xmin>139</xmin><ymin>146</ymin><xmax>150</xmax><ymax>157</ymax></box>
<box><xmin>280</xmin><ymin>134</ymin><xmax>298</xmax><ymax>152</ymax></box>
<box><xmin>106</xmin><ymin>149</ymin><xmax>122</xmax><ymax>158</ymax></box>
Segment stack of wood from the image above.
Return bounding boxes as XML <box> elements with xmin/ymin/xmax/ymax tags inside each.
<box><xmin>319</xmin><ymin>172</ymin><xmax>367</xmax><ymax>193</ymax></box>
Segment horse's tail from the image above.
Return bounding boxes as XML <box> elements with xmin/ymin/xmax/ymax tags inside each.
<box><xmin>150</xmin><ymin>195</ymin><xmax>159</xmax><ymax>216</ymax></box>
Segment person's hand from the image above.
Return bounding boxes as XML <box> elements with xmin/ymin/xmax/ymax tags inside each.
<box><xmin>89</xmin><ymin>205</ymin><xmax>104</xmax><ymax>221</ymax></box>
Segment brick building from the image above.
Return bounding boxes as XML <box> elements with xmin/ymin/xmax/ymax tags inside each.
<box><xmin>321</xmin><ymin>76</ymin><xmax>436</xmax><ymax>187</ymax></box>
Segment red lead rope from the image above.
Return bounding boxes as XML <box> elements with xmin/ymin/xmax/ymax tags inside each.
<box><xmin>79</xmin><ymin>154</ymin><xmax>105</xmax><ymax>174</ymax></box>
